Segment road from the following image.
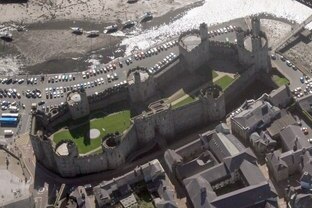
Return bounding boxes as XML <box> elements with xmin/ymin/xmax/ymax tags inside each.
<box><xmin>271</xmin><ymin>55</ymin><xmax>305</xmax><ymax>90</ymax></box>
<box><xmin>272</xmin><ymin>13</ymin><xmax>312</xmax><ymax>52</ymax></box>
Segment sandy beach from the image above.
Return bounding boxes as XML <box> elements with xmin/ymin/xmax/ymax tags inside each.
<box><xmin>0</xmin><ymin>0</ymin><xmax>202</xmax><ymax>24</ymax></box>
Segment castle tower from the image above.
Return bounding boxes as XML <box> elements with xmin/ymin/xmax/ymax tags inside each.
<box><xmin>236</xmin><ymin>28</ymin><xmax>245</xmax><ymax>48</ymax></box>
<box><xmin>134</xmin><ymin>71</ymin><xmax>141</xmax><ymax>83</ymax></box>
<box><xmin>178</xmin><ymin>23</ymin><xmax>210</xmax><ymax>73</ymax></box>
<box><xmin>251</xmin><ymin>17</ymin><xmax>261</xmax><ymax>37</ymax></box>
<box><xmin>128</xmin><ymin>68</ymin><xmax>156</xmax><ymax>103</ymax></box>
<box><xmin>200</xmin><ymin>86</ymin><xmax>225</xmax><ymax>122</ymax></box>
<box><xmin>200</xmin><ymin>23</ymin><xmax>208</xmax><ymax>42</ymax></box>
<box><xmin>67</xmin><ymin>90</ymin><xmax>90</xmax><ymax>120</ymax></box>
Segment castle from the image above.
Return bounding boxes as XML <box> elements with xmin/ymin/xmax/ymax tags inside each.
<box><xmin>30</xmin><ymin>17</ymin><xmax>272</xmax><ymax>177</ymax></box>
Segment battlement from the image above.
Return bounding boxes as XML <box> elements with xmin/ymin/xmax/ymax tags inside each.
<box><xmin>29</xmin><ymin>19</ymin><xmax>271</xmax><ymax>177</ymax></box>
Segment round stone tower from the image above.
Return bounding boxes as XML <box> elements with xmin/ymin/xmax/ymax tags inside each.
<box><xmin>67</xmin><ymin>90</ymin><xmax>90</xmax><ymax>120</ymax></box>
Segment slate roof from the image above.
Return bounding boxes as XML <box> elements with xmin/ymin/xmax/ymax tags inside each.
<box><xmin>164</xmin><ymin>149</ymin><xmax>183</xmax><ymax>172</ymax></box>
<box><xmin>210</xmin><ymin>182</ymin><xmax>273</xmax><ymax>208</ymax></box>
<box><xmin>240</xmin><ymin>160</ymin><xmax>266</xmax><ymax>185</ymax></box>
<box><xmin>209</xmin><ymin>133</ymin><xmax>240</xmax><ymax>162</ymax></box>
<box><xmin>223</xmin><ymin>148</ymin><xmax>257</xmax><ymax>172</ymax></box>
<box><xmin>233</xmin><ymin>100</ymin><xmax>278</xmax><ymax>129</ymax></box>
<box><xmin>269</xmin><ymin>85</ymin><xmax>291</xmax><ymax>108</ymax></box>
<box><xmin>267</xmin><ymin>112</ymin><xmax>296</xmax><ymax>138</ymax></box>
<box><xmin>279</xmin><ymin>125</ymin><xmax>311</xmax><ymax>151</ymax></box>
<box><xmin>266</xmin><ymin>151</ymin><xmax>288</xmax><ymax>172</ymax></box>
<box><xmin>292</xmin><ymin>193</ymin><xmax>312</xmax><ymax>208</ymax></box>
<box><xmin>183</xmin><ymin>176</ymin><xmax>217</xmax><ymax>208</ymax></box>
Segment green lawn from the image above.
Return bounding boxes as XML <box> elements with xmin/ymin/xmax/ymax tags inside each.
<box><xmin>212</xmin><ymin>70</ymin><xmax>218</xmax><ymax>79</ymax></box>
<box><xmin>214</xmin><ymin>75</ymin><xmax>235</xmax><ymax>91</ymax></box>
<box><xmin>53</xmin><ymin>110</ymin><xmax>131</xmax><ymax>154</ymax></box>
<box><xmin>272</xmin><ymin>75</ymin><xmax>289</xmax><ymax>87</ymax></box>
<box><xmin>172</xmin><ymin>95</ymin><xmax>196</xmax><ymax>109</ymax></box>
<box><xmin>137</xmin><ymin>190</ymin><xmax>155</xmax><ymax>208</ymax></box>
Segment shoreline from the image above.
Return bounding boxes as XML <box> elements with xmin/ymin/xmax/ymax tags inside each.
<box><xmin>0</xmin><ymin>0</ymin><xmax>203</xmax><ymax>25</ymax></box>
<box><xmin>0</xmin><ymin>0</ymin><xmax>205</xmax><ymax>75</ymax></box>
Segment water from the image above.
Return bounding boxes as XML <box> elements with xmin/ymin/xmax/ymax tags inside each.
<box><xmin>121</xmin><ymin>0</ymin><xmax>312</xmax><ymax>55</ymax></box>
<box><xmin>2</xmin><ymin>0</ymin><xmax>312</xmax><ymax>75</ymax></box>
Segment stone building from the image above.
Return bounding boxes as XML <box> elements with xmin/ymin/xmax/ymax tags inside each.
<box><xmin>127</xmin><ymin>67</ymin><xmax>157</xmax><ymax>103</ymax></box>
<box><xmin>164</xmin><ymin>129</ymin><xmax>278</xmax><ymax>208</ymax></box>
<box><xmin>231</xmin><ymin>100</ymin><xmax>280</xmax><ymax>141</ymax></box>
<box><xmin>67</xmin><ymin>90</ymin><xmax>90</xmax><ymax>120</ymax></box>
<box><xmin>30</xmin><ymin>17</ymin><xmax>274</xmax><ymax>177</ymax></box>
<box><xmin>236</xmin><ymin>16</ymin><xmax>271</xmax><ymax>73</ymax></box>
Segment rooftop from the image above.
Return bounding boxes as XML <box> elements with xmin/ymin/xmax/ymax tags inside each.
<box><xmin>180</xmin><ymin>34</ymin><xmax>201</xmax><ymax>52</ymax></box>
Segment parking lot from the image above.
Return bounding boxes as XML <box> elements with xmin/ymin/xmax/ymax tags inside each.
<box><xmin>0</xmin><ymin>40</ymin><xmax>180</xmax><ymax>137</ymax></box>
<box><xmin>0</xmin><ymin>23</ymin><xmax>245</xmax><ymax>138</ymax></box>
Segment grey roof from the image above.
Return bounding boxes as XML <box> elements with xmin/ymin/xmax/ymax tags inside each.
<box><xmin>223</xmin><ymin>148</ymin><xmax>257</xmax><ymax>172</ymax></box>
<box><xmin>267</xmin><ymin>112</ymin><xmax>296</xmax><ymax>137</ymax></box>
<box><xmin>269</xmin><ymin>85</ymin><xmax>291</xmax><ymax>108</ymax></box>
<box><xmin>142</xmin><ymin>160</ymin><xmax>165</xmax><ymax>182</ymax></box>
<box><xmin>279</xmin><ymin>125</ymin><xmax>311</xmax><ymax>151</ymax></box>
<box><xmin>183</xmin><ymin>176</ymin><xmax>217</xmax><ymax>208</ymax></box>
<box><xmin>298</xmin><ymin>93</ymin><xmax>312</xmax><ymax>113</ymax></box>
<box><xmin>176</xmin><ymin>151</ymin><xmax>216</xmax><ymax>179</ymax></box>
<box><xmin>93</xmin><ymin>186</ymin><xmax>111</xmax><ymax>206</ymax></box>
<box><xmin>198</xmin><ymin>163</ymin><xmax>229</xmax><ymax>184</ymax></box>
<box><xmin>215</xmin><ymin>123</ymin><xmax>230</xmax><ymax>134</ymax></box>
<box><xmin>300</xmin><ymin>171</ymin><xmax>312</xmax><ymax>184</ymax></box>
<box><xmin>210</xmin><ymin>181</ymin><xmax>274</xmax><ymax>208</ymax></box>
<box><xmin>233</xmin><ymin>100</ymin><xmax>278</xmax><ymax>129</ymax></box>
<box><xmin>240</xmin><ymin>160</ymin><xmax>266</xmax><ymax>185</ymax></box>
<box><xmin>225</xmin><ymin>134</ymin><xmax>246</xmax><ymax>152</ymax></box>
<box><xmin>266</xmin><ymin>151</ymin><xmax>288</xmax><ymax>171</ymax></box>
<box><xmin>164</xmin><ymin>149</ymin><xmax>183</xmax><ymax>172</ymax></box>
<box><xmin>155</xmin><ymin>199</ymin><xmax>178</xmax><ymax>208</ymax></box>
<box><xmin>209</xmin><ymin>133</ymin><xmax>241</xmax><ymax>162</ymax></box>
<box><xmin>292</xmin><ymin>193</ymin><xmax>312</xmax><ymax>208</ymax></box>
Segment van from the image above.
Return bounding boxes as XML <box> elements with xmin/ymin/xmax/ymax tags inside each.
<box><xmin>107</xmin><ymin>74</ymin><xmax>111</xmax><ymax>82</ymax></box>
<box><xmin>4</xmin><ymin>130</ymin><xmax>13</xmax><ymax>137</ymax></box>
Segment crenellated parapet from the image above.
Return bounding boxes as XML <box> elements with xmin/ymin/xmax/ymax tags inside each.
<box><xmin>127</xmin><ymin>66</ymin><xmax>157</xmax><ymax>103</ymax></box>
<box><xmin>178</xmin><ymin>23</ymin><xmax>211</xmax><ymax>73</ymax></box>
<box><xmin>29</xmin><ymin>19</ymin><xmax>272</xmax><ymax>177</ymax></box>
<box><xmin>236</xmin><ymin>16</ymin><xmax>271</xmax><ymax>73</ymax></box>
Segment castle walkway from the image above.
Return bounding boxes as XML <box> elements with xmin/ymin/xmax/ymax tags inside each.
<box><xmin>272</xmin><ymin>13</ymin><xmax>312</xmax><ymax>52</ymax></box>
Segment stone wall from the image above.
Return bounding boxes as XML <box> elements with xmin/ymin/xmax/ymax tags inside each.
<box><xmin>89</xmin><ymin>89</ymin><xmax>128</xmax><ymax>112</ymax></box>
<box><xmin>154</xmin><ymin>60</ymin><xmax>185</xmax><ymax>90</ymax></box>
<box><xmin>223</xmin><ymin>66</ymin><xmax>257</xmax><ymax>106</ymax></box>
<box><xmin>172</xmin><ymin>100</ymin><xmax>203</xmax><ymax>133</ymax></box>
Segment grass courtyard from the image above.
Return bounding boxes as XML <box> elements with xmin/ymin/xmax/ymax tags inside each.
<box><xmin>272</xmin><ymin>75</ymin><xmax>289</xmax><ymax>87</ymax></box>
<box><xmin>53</xmin><ymin>110</ymin><xmax>131</xmax><ymax>154</ymax></box>
<box><xmin>214</xmin><ymin>75</ymin><xmax>235</xmax><ymax>91</ymax></box>
<box><xmin>172</xmin><ymin>95</ymin><xmax>197</xmax><ymax>109</ymax></box>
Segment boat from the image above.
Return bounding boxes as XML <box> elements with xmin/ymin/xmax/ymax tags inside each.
<box><xmin>140</xmin><ymin>12</ymin><xmax>153</xmax><ymax>22</ymax></box>
<box><xmin>122</xmin><ymin>20</ymin><xmax>136</xmax><ymax>29</ymax></box>
<box><xmin>86</xmin><ymin>30</ymin><xmax>100</xmax><ymax>37</ymax></box>
<box><xmin>0</xmin><ymin>31</ymin><xmax>13</xmax><ymax>40</ymax></box>
<box><xmin>70</xmin><ymin>27</ymin><xmax>83</xmax><ymax>34</ymax></box>
<box><xmin>104</xmin><ymin>24</ymin><xmax>118</xmax><ymax>33</ymax></box>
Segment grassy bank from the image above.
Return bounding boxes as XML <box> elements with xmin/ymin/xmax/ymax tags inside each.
<box><xmin>53</xmin><ymin>110</ymin><xmax>131</xmax><ymax>154</ymax></box>
<box><xmin>214</xmin><ymin>75</ymin><xmax>234</xmax><ymax>91</ymax></box>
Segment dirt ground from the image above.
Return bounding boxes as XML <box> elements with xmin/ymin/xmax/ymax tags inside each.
<box><xmin>284</xmin><ymin>39</ymin><xmax>312</xmax><ymax>71</ymax></box>
<box><xmin>0</xmin><ymin>0</ymin><xmax>201</xmax><ymax>24</ymax></box>
<box><xmin>261</xmin><ymin>19</ymin><xmax>292</xmax><ymax>47</ymax></box>
<box><xmin>261</xmin><ymin>19</ymin><xmax>312</xmax><ymax>72</ymax></box>
<box><xmin>10</xmin><ymin>30</ymin><xmax>122</xmax><ymax>66</ymax></box>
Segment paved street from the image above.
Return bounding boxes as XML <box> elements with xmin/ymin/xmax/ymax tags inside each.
<box><xmin>271</xmin><ymin>54</ymin><xmax>305</xmax><ymax>90</ymax></box>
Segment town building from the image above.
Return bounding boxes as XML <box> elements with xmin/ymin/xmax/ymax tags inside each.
<box><xmin>164</xmin><ymin>129</ymin><xmax>278</xmax><ymax>208</ymax></box>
